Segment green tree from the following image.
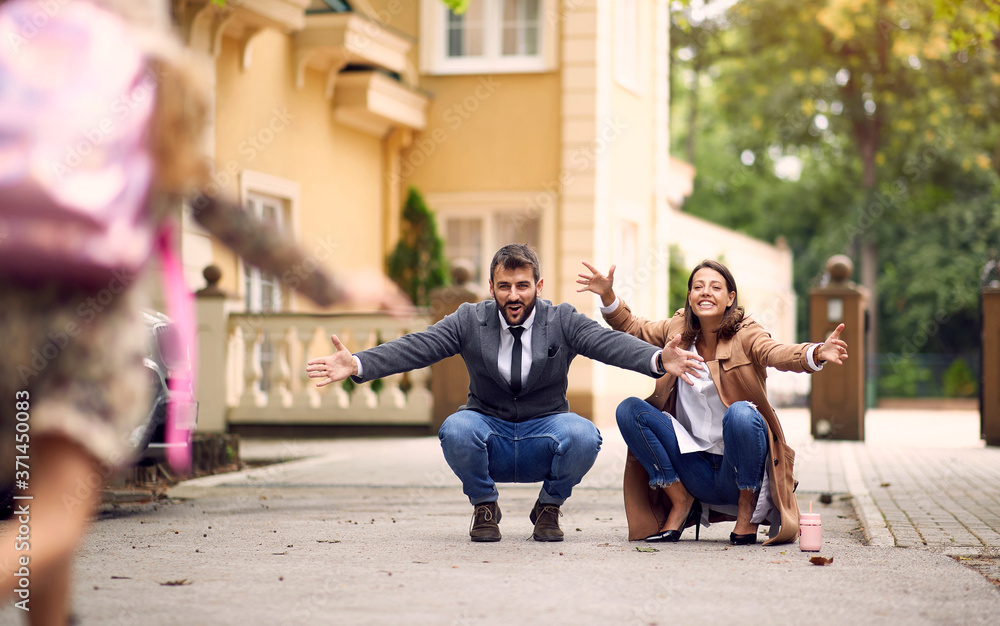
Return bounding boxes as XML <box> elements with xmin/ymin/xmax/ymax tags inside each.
<box><xmin>670</xmin><ymin>0</ymin><xmax>1000</xmax><ymax>384</ymax></box>
<box><xmin>387</xmin><ymin>187</ymin><xmax>449</xmax><ymax>307</ymax></box>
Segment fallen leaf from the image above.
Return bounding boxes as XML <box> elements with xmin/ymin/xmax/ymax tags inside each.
<box><xmin>160</xmin><ymin>579</ymin><xmax>191</xmax><ymax>586</ymax></box>
<box><xmin>880</xmin><ymin>482</ymin><xmax>891</xmax><ymax>488</ymax></box>
<box><xmin>635</xmin><ymin>547</ymin><xmax>660</xmax><ymax>553</ymax></box>
<box><xmin>809</xmin><ymin>556</ymin><xmax>834</xmax><ymax>566</ymax></box>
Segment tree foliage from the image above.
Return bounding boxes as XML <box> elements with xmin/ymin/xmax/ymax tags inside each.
<box><xmin>671</xmin><ymin>0</ymin><xmax>1000</xmax><ymax>394</ymax></box>
<box><xmin>387</xmin><ymin>187</ymin><xmax>449</xmax><ymax>307</ymax></box>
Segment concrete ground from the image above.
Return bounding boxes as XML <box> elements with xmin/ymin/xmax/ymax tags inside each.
<box><xmin>2</xmin><ymin>408</ymin><xmax>999</xmax><ymax>625</ymax></box>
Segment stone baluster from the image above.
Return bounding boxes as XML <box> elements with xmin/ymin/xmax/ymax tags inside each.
<box><xmin>239</xmin><ymin>325</ymin><xmax>265</xmax><ymax>407</ymax></box>
<box><xmin>407</xmin><ymin>365</ymin><xmax>434</xmax><ymax>414</ymax></box>
<box><xmin>267</xmin><ymin>325</ymin><xmax>293</xmax><ymax>408</ymax></box>
<box><xmin>321</xmin><ymin>325</ymin><xmax>350</xmax><ymax>410</ymax></box>
<box><xmin>293</xmin><ymin>325</ymin><xmax>320</xmax><ymax>409</ymax></box>
<box><xmin>349</xmin><ymin>326</ymin><xmax>379</xmax><ymax>410</ymax></box>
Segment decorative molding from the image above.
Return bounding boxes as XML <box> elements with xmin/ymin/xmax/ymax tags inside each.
<box><xmin>240</xmin><ymin>28</ymin><xmax>264</xmax><ymax>70</ymax></box>
<box><xmin>333</xmin><ymin>72</ymin><xmax>429</xmax><ymax>138</ymax></box>
<box><xmin>294</xmin><ymin>13</ymin><xmax>412</xmax><ymax>97</ymax></box>
<box><xmin>173</xmin><ymin>0</ymin><xmax>309</xmax><ymax>57</ymax></box>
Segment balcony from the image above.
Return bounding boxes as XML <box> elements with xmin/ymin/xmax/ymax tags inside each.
<box><xmin>333</xmin><ymin>71</ymin><xmax>429</xmax><ymax>137</ymax></box>
<box><xmin>294</xmin><ymin>12</ymin><xmax>412</xmax><ymax>96</ymax></box>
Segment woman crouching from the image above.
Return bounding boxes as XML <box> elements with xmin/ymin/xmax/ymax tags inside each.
<box><xmin>578</xmin><ymin>259</ymin><xmax>848</xmax><ymax>546</ymax></box>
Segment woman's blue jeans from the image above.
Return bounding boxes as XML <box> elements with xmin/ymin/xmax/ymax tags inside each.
<box><xmin>615</xmin><ymin>397</ymin><xmax>768</xmax><ymax>506</ymax></box>
<box><xmin>439</xmin><ymin>410</ymin><xmax>602</xmax><ymax>506</ymax></box>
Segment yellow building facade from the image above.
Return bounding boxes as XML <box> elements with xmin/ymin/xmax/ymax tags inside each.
<box><xmin>174</xmin><ymin>0</ymin><xmax>795</xmax><ymax>430</ymax></box>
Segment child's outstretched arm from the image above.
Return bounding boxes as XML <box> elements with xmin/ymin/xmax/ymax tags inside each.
<box><xmin>189</xmin><ymin>193</ymin><xmax>412</xmax><ymax>313</ymax></box>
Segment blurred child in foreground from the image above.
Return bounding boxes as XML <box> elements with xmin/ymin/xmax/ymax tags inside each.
<box><xmin>0</xmin><ymin>2</ymin><xmax>408</xmax><ymax>624</ymax></box>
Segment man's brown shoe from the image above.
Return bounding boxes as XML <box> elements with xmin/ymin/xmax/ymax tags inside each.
<box><xmin>470</xmin><ymin>501</ymin><xmax>502</xmax><ymax>542</ymax></box>
<box><xmin>529</xmin><ymin>499</ymin><xmax>564</xmax><ymax>542</ymax></box>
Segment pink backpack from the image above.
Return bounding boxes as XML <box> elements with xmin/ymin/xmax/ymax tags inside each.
<box><xmin>0</xmin><ymin>0</ymin><xmax>194</xmax><ymax>472</ymax></box>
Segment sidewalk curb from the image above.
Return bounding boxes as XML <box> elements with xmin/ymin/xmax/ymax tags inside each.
<box><xmin>840</xmin><ymin>442</ymin><xmax>895</xmax><ymax>548</ymax></box>
<box><xmin>171</xmin><ymin>452</ymin><xmax>343</xmax><ymax>489</ymax></box>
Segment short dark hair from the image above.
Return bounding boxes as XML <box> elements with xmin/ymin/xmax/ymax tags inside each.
<box><xmin>681</xmin><ymin>259</ymin><xmax>745</xmax><ymax>344</ymax></box>
<box><xmin>489</xmin><ymin>244</ymin><xmax>540</xmax><ymax>284</ymax></box>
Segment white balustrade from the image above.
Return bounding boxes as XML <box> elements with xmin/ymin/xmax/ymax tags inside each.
<box><xmin>224</xmin><ymin>312</ymin><xmax>433</xmax><ymax>427</ymax></box>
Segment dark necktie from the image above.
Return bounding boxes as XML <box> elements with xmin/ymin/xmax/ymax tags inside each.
<box><xmin>509</xmin><ymin>326</ymin><xmax>524</xmax><ymax>394</ymax></box>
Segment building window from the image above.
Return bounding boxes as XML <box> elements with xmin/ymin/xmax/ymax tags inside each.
<box><xmin>500</xmin><ymin>0</ymin><xmax>540</xmax><ymax>57</ymax></box>
<box><xmin>239</xmin><ymin>171</ymin><xmax>300</xmax><ymax>396</ymax></box>
<box><xmin>422</xmin><ymin>0</ymin><xmax>555</xmax><ymax>75</ymax></box>
<box><xmin>447</xmin><ymin>0</ymin><xmax>485</xmax><ymax>58</ymax></box>
<box><xmin>443</xmin><ymin>212</ymin><xmax>541</xmax><ymax>285</ymax></box>
<box><xmin>446</xmin><ymin>218</ymin><xmax>484</xmax><ymax>284</ymax></box>
<box><xmin>243</xmin><ymin>192</ymin><xmax>287</xmax><ymax>314</ymax></box>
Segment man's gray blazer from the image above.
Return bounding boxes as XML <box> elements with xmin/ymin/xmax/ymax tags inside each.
<box><xmin>352</xmin><ymin>298</ymin><xmax>662</xmax><ymax>422</ymax></box>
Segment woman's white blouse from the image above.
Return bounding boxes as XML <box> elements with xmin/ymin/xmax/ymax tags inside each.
<box><xmin>672</xmin><ymin>344</ymin><xmax>727</xmax><ymax>455</ymax></box>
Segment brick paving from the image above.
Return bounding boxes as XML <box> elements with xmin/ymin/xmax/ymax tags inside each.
<box><xmin>855</xmin><ymin>444</ymin><xmax>1000</xmax><ymax>552</ymax></box>
<box><xmin>778</xmin><ymin>407</ymin><xmax>1000</xmax><ymax>554</ymax></box>
<box><xmin>779</xmin><ymin>406</ymin><xmax>1000</xmax><ymax>584</ymax></box>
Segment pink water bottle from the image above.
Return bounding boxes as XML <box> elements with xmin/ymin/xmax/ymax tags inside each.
<box><xmin>799</xmin><ymin>501</ymin><xmax>822</xmax><ymax>552</ymax></box>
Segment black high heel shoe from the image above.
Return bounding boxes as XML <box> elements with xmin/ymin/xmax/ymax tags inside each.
<box><xmin>645</xmin><ymin>500</ymin><xmax>702</xmax><ymax>542</ymax></box>
<box><xmin>729</xmin><ymin>531</ymin><xmax>757</xmax><ymax>545</ymax></box>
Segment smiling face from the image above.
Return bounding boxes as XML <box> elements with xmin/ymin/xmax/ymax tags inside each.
<box><xmin>490</xmin><ymin>265</ymin><xmax>543</xmax><ymax>326</ymax></box>
<box><xmin>687</xmin><ymin>267</ymin><xmax>736</xmax><ymax>325</ymax></box>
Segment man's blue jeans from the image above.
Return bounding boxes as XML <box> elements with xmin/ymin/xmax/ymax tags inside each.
<box><xmin>615</xmin><ymin>397</ymin><xmax>767</xmax><ymax>507</ymax></box>
<box><xmin>438</xmin><ymin>410</ymin><xmax>602</xmax><ymax>506</ymax></box>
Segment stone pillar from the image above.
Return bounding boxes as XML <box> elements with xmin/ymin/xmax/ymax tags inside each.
<box><xmin>428</xmin><ymin>261</ymin><xmax>484</xmax><ymax>433</ymax></box>
<box><xmin>195</xmin><ymin>265</ymin><xmax>238</xmax><ymax>433</ymax></box>
<box><xmin>982</xmin><ymin>286</ymin><xmax>1000</xmax><ymax>446</ymax></box>
<box><xmin>809</xmin><ymin>255</ymin><xmax>868</xmax><ymax>441</ymax></box>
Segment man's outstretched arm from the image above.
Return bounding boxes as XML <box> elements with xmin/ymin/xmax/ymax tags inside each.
<box><xmin>306</xmin><ymin>335</ymin><xmax>358</xmax><ymax>388</ymax></box>
<box><xmin>569</xmin><ymin>309</ymin><xmax>704</xmax><ymax>384</ymax></box>
<box><xmin>305</xmin><ymin>311</ymin><xmax>464</xmax><ymax>386</ymax></box>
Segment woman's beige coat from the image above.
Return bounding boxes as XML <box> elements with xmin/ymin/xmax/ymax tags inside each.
<box><xmin>604</xmin><ymin>300</ymin><xmax>817</xmax><ymax>546</ymax></box>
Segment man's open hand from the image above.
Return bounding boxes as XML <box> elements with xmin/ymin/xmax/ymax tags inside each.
<box><xmin>661</xmin><ymin>334</ymin><xmax>705</xmax><ymax>386</ymax></box>
<box><xmin>305</xmin><ymin>335</ymin><xmax>358</xmax><ymax>387</ymax></box>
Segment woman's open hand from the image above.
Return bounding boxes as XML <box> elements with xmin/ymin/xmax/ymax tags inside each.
<box><xmin>818</xmin><ymin>323</ymin><xmax>849</xmax><ymax>365</ymax></box>
<box><xmin>576</xmin><ymin>261</ymin><xmax>617</xmax><ymax>307</ymax></box>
